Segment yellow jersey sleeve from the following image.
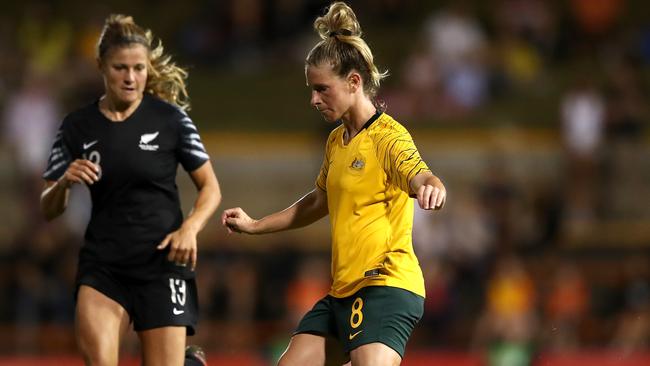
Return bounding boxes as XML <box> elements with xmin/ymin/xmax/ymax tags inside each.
<box><xmin>315</xmin><ymin>127</ymin><xmax>339</xmax><ymax>191</ymax></box>
<box><xmin>372</xmin><ymin>118</ymin><xmax>430</xmax><ymax>194</ymax></box>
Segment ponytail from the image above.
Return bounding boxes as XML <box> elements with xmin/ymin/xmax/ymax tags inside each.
<box><xmin>306</xmin><ymin>2</ymin><xmax>388</xmax><ymax>99</ymax></box>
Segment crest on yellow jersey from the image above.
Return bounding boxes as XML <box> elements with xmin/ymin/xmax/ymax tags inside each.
<box><xmin>350</xmin><ymin>156</ymin><xmax>365</xmax><ymax>170</ymax></box>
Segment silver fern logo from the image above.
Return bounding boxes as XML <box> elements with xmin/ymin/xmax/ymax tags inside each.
<box><xmin>139</xmin><ymin>132</ymin><xmax>159</xmax><ymax>151</ymax></box>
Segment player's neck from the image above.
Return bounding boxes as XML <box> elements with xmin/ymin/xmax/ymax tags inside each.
<box><xmin>99</xmin><ymin>95</ymin><xmax>143</xmax><ymax>122</ymax></box>
<box><xmin>341</xmin><ymin>99</ymin><xmax>377</xmax><ymax>144</ymax></box>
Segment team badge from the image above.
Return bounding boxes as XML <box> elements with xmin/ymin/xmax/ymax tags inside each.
<box><xmin>139</xmin><ymin>131</ymin><xmax>160</xmax><ymax>151</ymax></box>
<box><xmin>350</xmin><ymin>156</ymin><xmax>365</xmax><ymax>170</ymax></box>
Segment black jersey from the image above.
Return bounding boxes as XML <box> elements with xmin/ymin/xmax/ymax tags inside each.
<box><xmin>43</xmin><ymin>94</ymin><xmax>209</xmax><ymax>280</ymax></box>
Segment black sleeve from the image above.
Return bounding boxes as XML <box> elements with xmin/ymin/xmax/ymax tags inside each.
<box><xmin>42</xmin><ymin>121</ymin><xmax>73</xmax><ymax>181</ymax></box>
<box><xmin>175</xmin><ymin>112</ymin><xmax>210</xmax><ymax>172</ymax></box>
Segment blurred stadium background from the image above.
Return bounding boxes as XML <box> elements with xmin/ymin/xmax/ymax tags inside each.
<box><xmin>0</xmin><ymin>0</ymin><xmax>649</xmax><ymax>365</ymax></box>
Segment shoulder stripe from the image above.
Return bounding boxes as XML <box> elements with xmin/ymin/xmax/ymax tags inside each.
<box><xmin>44</xmin><ymin>160</ymin><xmax>68</xmax><ymax>178</ymax></box>
<box><xmin>183</xmin><ymin>139</ymin><xmax>206</xmax><ymax>150</ymax></box>
<box><xmin>49</xmin><ymin>152</ymin><xmax>65</xmax><ymax>162</ymax></box>
<box><xmin>182</xmin><ymin>148</ymin><xmax>209</xmax><ymax>160</ymax></box>
<box><xmin>180</xmin><ymin>117</ymin><xmax>198</xmax><ymax>129</ymax></box>
<box><xmin>181</xmin><ymin>124</ymin><xmax>198</xmax><ymax>132</ymax></box>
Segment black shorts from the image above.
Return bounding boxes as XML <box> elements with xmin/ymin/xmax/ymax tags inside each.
<box><xmin>295</xmin><ymin>286</ymin><xmax>424</xmax><ymax>358</ymax></box>
<box><xmin>76</xmin><ymin>262</ymin><xmax>199</xmax><ymax>335</ymax></box>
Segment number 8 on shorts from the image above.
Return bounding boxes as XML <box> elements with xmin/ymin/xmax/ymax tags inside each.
<box><xmin>350</xmin><ymin>297</ymin><xmax>364</xmax><ymax>329</ymax></box>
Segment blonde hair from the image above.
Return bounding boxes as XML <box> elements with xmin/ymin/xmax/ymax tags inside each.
<box><xmin>306</xmin><ymin>2</ymin><xmax>388</xmax><ymax>99</ymax></box>
<box><xmin>97</xmin><ymin>14</ymin><xmax>190</xmax><ymax>110</ymax></box>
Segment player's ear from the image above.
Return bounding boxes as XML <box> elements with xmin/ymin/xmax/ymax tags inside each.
<box><xmin>347</xmin><ymin>71</ymin><xmax>362</xmax><ymax>93</ymax></box>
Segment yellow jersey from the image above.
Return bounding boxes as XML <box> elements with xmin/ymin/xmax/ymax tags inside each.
<box><xmin>316</xmin><ymin>112</ymin><xmax>431</xmax><ymax>298</ymax></box>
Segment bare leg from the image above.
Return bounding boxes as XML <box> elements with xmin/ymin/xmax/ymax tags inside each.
<box><xmin>76</xmin><ymin>285</ymin><xmax>129</xmax><ymax>366</ymax></box>
<box><xmin>349</xmin><ymin>343</ymin><xmax>401</xmax><ymax>366</ymax></box>
<box><xmin>138</xmin><ymin>326</ymin><xmax>186</xmax><ymax>366</ymax></box>
<box><xmin>278</xmin><ymin>333</ymin><xmax>348</xmax><ymax>366</ymax></box>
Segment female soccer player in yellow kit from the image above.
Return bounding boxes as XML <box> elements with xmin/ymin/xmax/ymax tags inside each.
<box><xmin>222</xmin><ymin>2</ymin><xmax>446</xmax><ymax>365</ymax></box>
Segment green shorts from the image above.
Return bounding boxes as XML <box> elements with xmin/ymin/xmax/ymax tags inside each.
<box><xmin>294</xmin><ymin>286</ymin><xmax>424</xmax><ymax>358</ymax></box>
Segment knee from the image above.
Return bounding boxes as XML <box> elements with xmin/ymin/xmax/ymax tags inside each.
<box><xmin>77</xmin><ymin>335</ymin><xmax>117</xmax><ymax>366</ymax></box>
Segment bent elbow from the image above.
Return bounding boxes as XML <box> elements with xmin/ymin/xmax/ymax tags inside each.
<box><xmin>214</xmin><ymin>190</ymin><xmax>222</xmax><ymax>208</ymax></box>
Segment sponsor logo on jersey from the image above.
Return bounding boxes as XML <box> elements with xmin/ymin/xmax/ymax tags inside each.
<box><xmin>173</xmin><ymin>307</ymin><xmax>185</xmax><ymax>315</ymax></box>
<box><xmin>83</xmin><ymin>140</ymin><xmax>98</xmax><ymax>150</ymax></box>
<box><xmin>139</xmin><ymin>132</ymin><xmax>159</xmax><ymax>151</ymax></box>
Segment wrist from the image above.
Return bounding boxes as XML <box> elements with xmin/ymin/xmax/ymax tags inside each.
<box><xmin>250</xmin><ymin>219</ymin><xmax>262</xmax><ymax>235</ymax></box>
<box><xmin>181</xmin><ymin>219</ymin><xmax>201</xmax><ymax>235</ymax></box>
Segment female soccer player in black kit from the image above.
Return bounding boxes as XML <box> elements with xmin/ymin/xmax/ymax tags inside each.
<box><xmin>40</xmin><ymin>15</ymin><xmax>220</xmax><ymax>366</ymax></box>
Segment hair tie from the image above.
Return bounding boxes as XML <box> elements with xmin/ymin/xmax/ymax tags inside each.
<box><xmin>329</xmin><ymin>29</ymin><xmax>352</xmax><ymax>38</ymax></box>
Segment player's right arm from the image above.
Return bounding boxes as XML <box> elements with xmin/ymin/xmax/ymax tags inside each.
<box><xmin>40</xmin><ymin>159</ymin><xmax>99</xmax><ymax>221</ymax></box>
<box><xmin>221</xmin><ymin>188</ymin><xmax>328</xmax><ymax>235</ymax></box>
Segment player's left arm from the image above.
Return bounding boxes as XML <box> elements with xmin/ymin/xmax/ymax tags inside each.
<box><xmin>376</xmin><ymin>126</ymin><xmax>446</xmax><ymax>211</ymax></box>
<box><xmin>409</xmin><ymin>171</ymin><xmax>446</xmax><ymax>210</ymax></box>
<box><xmin>158</xmin><ymin>161</ymin><xmax>221</xmax><ymax>270</ymax></box>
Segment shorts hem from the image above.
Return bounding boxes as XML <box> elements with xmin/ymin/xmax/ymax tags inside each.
<box><xmin>345</xmin><ymin>339</ymin><xmax>405</xmax><ymax>359</ymax></box>
<box><xmin>292</xmin><ymin>330</ymin><xmax>329</xmax><ymax>337</ymax></box>
<box><xmin>134</xmin><ymin>323</ymin><xmax>197</xmax><ymax>336</ymax></box>
<box><xmin>76</xmin><ymin>280</ymin><xmax>133</xmax><ymax>321</ymax></box>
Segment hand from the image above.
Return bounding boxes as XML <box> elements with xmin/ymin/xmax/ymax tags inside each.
<box><xmin>157</xmin><ymin>225</ymin><xmax>198</xmax><ymax>271</ymax></box>
<box><xmin>416</xmin><ymin>180</ymin><xmax>446</xmax><ymax>210</ymax></box>
<box><xmin>221</xmin><ymin>207</ymin><xmax>257</xmax><ymax>234</ymax></box>
<box><xmin>61</xmin><ymin>159</ymin><xmax>100</xmax><ymax>186</ymax></box>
